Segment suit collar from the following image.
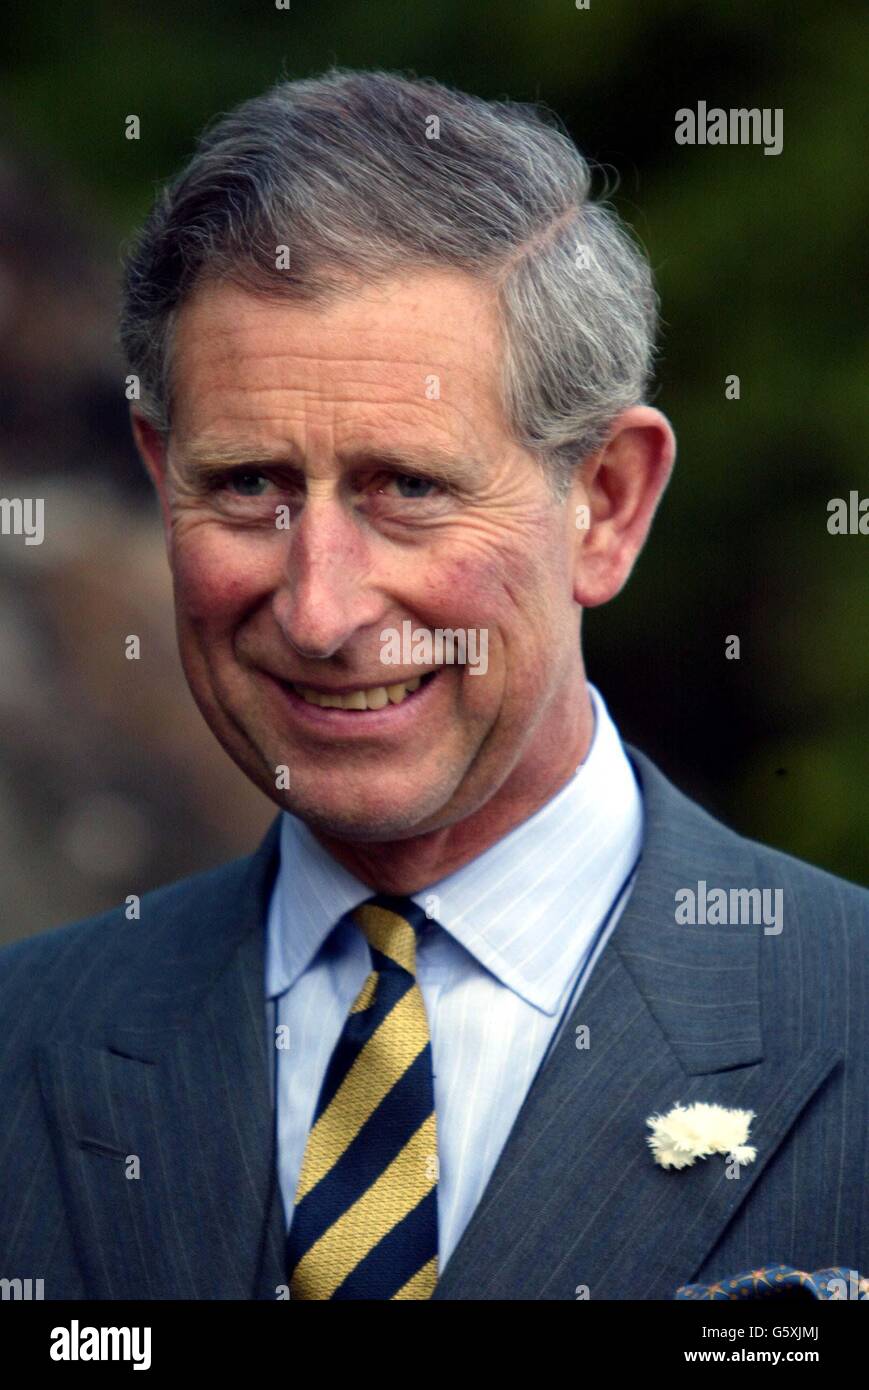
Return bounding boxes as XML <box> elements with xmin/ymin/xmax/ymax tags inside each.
<box><xmin>609</xmin><ymin>747</ymin><xmax>764</xmax><ymax>1074</ymax></box>
<box><xmin>101</xmin><ymin>819</ymin><xmax>282</xmax><ymax>1057</ymax></box>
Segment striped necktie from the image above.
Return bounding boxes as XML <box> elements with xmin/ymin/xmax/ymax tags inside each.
<box><xmin>286</xmin><ymin>894</ymin><xmax>439</xmax><ymax>1299</ymax></box>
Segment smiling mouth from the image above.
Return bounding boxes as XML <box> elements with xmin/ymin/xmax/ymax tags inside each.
<box><xmin>287</xmin><ymin>670</ymin><xmax>438</xmax><ymax>710</ymax></box>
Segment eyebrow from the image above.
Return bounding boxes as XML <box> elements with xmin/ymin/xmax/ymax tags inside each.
<box><xmin>178</xmin><ymin>440</ymin><xmax>301</xmax><ymax>472</ymax></box>
<box><xmin>177</xmin><ymin>440</ymin><xmax>480</xmax><ymax>490</ymax></box>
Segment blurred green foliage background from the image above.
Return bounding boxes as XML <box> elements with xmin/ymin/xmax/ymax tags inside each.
<box><xmin>0</xmin><ymin>0</ymin><xmax>866</xmax><ymax>938</ymax></box>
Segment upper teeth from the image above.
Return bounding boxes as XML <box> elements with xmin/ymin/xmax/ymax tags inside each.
<box><xmin>293</xmin><ymin>675</ymin><xmax>425</xmax><ymax>709</ymax></box>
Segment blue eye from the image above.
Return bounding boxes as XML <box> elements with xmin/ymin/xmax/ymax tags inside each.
<box><xmin>229</xmin><ymin>471</ymin><xmax>270</xmax><ymax>496</ymax></box>
<box><xmin>393</xmin><ymin>474</ymin><xmax>436</xmax><ymax>499</ymax></box>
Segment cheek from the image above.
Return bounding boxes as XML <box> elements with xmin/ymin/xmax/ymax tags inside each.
<box><xmin>439</xmin><ymin>541</ymin><xmax>574</xmax><ymax>713</ymax></box>
<box><xmin>422</xmin><ymin>553</ymin><xmax>551</xmax><ymax>702</ymax></box>
<box><xmin>170</xmin><ymin>528</ymin><xmax>274</xmax><ymax>627</ymax></box>
<box><xmin>423</xmin><ymin>542</ymin><xmax>518</xmax><ymax>612</ymax></box>
<box><xmin>424</xmin><ymin>535</ymin><xmax>560</xmax><ymax>636</ymax></box>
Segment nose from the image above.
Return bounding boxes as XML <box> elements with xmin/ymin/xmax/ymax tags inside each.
<box><xmin>271</xmin><ymin>494</ymin><xmax>386</xmax><ymax>660</ymax></box>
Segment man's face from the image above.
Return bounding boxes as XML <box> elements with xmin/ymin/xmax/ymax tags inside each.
<box><xmin>144</xmin><ymin>270</ymin><xmax>592</xmax><ymax>844</ymax></box>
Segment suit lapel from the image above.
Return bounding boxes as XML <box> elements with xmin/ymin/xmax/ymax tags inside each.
<box><xmin>38</xmin><ymin>820</ymin><xmax>287</xmax><ymax>1300</ymax></box>
<box><xmin>433</xmin><ymin>751</ymin><xmax>842</xmax><ymax>1300</ymax></box>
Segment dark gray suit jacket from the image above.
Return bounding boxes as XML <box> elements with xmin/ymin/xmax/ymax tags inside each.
<box><xmin>1</xmin><ymin>749</ymin><xmax>866</xmax><ymax>1299</ymax></box>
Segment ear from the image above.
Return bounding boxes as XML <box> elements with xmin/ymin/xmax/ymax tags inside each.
<box><xmin>130</xmin><ymin>409</ymin><xmax>174</xmax><ymax>542</ymax></box>
<box><xmin>570</xmin><ymin>405</ymin><xmax>675</xmax><ymax>608</ymax></box>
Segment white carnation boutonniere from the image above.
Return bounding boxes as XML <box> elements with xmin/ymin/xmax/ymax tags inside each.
<box><xmin>646</xmin><ymin>1102</ymin><xmax>757</xmax><ymax>1171</ymax></box>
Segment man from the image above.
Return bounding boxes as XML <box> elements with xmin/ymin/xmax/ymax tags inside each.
<box><xmin>1</xmin><ymin>69</ymin><xmax>866</xmax><ymax>1301</ymax></box>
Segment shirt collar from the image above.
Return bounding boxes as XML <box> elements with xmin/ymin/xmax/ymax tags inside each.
<box><xmin>266</xmin><ymin>683</ymin><xmax>643</xmax><ymax>1015</ymax></box>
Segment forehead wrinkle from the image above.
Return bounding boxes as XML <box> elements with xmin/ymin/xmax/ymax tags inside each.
<box><xmin>174</xmin><ymin>288</ymin><xmax>504</xmax><ymax>412</ymax></box>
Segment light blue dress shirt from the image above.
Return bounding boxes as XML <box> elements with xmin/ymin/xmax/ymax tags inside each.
<box><xmin>265</xmin><ymin>683</ymin><xmax>643</xmax><ymax>1271</ymax></box>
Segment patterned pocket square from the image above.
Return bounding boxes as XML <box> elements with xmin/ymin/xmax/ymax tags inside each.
<box><xmin>676</xmin><ymin>1264</ymin><xmax>869</xmax><ymax>1300</ymax></box>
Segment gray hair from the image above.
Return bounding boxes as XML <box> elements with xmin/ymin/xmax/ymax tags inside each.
<box><xmin>119</xmin><ymin>68</ymin><xmax>659</xmax><ymax>498</ymax></box>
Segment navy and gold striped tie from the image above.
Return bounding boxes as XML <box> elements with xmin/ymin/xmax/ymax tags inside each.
<box><xmin>286</xmin><ymin>895</ymin><xmax>439</xmax><ymax>1299</ymax></box>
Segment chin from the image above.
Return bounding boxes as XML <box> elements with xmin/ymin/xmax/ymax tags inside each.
<box><xmin>275</xmin><ymin>779</ymin><xmax>456</xmax><ymax>843</ymax></box>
